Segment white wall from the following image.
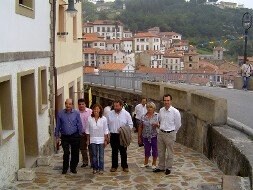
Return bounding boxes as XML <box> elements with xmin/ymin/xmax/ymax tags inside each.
<box><xmin>0</xmin><ymin>58</ymin><xmax>50</xmax><ymax>187</ymax></box>
<box><xmin>0</xmin><ymin>0</ymin><xmax>50</xmax><ymax>52</ymax></box>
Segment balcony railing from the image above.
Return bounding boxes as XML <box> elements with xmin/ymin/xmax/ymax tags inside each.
<box><xmin>83</xmin><ymin>71</ymin><xmax>235</xmax><ymax>91</ymax></box>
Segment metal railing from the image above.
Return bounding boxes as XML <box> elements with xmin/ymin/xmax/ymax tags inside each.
<box><xmin>83</xmin><ymin>71</ymin><xmax>236</xmax><ymax>91</ymax></box>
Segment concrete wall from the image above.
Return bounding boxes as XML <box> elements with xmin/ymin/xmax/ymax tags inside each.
<box><xmin>0</xmin><ymin>1</ymin><xmax>50</xmax><ymax>52</ymax></box>
<box><xmin>0</xmin><ymin>58</ymin><xmax>50</xmax><ymax>187</ymax></box>
<box><xmin>91</xmin><ymin>82</ymin><xmax>253</xmax><ymax>189</ymax></box>
<box><xmin>234</xmin><ymin>76</ymin><xmax>253</xmax><ymax>91</ymax></box>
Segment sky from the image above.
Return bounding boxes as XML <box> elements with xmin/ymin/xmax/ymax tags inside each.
<box><xmin>104</xmin><ymin>0</ymin><xmax>253</xmax><ymax>9</ymax></box>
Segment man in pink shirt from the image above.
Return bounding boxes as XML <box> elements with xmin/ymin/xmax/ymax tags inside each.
<box><xmin>78</xmin><ymin>98</ymin><xmax>93</xmax><ymax>167</ymax></box>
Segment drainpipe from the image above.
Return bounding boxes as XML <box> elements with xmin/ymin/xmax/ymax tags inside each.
<box><xmin>49</xmin><ymin>0</ymin><xmax>57</xmax><ymax>153</ymax></box>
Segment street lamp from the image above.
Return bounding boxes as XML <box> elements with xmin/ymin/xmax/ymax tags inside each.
<box><xmin>66</xmin><ymin>0</ymin><xmax>79</xmax><ymax>17</ymax></box>
<box><xmin>242</xmin><ymin>12</ymin><xmax>252</xmax><ymax>64</ymax></box>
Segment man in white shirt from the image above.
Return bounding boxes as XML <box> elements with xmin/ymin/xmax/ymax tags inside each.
<box><xmin>107</xmin><ymin>99</ymin><xmax>133</xmax><ymax>172</ymax></box>
<box><xmin>241</xmin><ymin>59</ymin><xmax>253</xmax><ymax>91</ymax></box>
<box><xmin>134</xmin><ymin>97</ymin><xmax>147</xmax><ymax>132</ymax></box>
<box><xmin>153</xmin><ymin>94</ymin><xmax>181</xmax><ymax>175</ymax></box>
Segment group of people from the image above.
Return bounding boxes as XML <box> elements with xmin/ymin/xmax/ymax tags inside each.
<box><xmin>135</xmin><ymin>96</ymin><xmax>181</xmax><ymax>175</ymax></box>
<box><xmin>55</xmin><ymin>98</ymin><xmax>133</xmax><ymax>174</ymax></box>
<box><xmin>55</xmin><ymin>93</ymin><xmax>181</xmax><ymax>176</ymax></box>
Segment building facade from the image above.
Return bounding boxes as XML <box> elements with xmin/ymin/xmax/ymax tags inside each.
<box><xmin>55</xmin><ymin>0</ymin><xmax>83</xmax><ymax>109</ymax></box>
<box><xmin>0</xmin><ymin>0</ymin><xmax>51</xmax><ymax>187</ymax></box>
<box><xmin>83</xmin><ymin>20</ymin><xmax>124</xmax><ymax>40</ymax></box>
<box><xmin>134</xmin><ymin>32</ymin><xmax>161</xmax><ymax>53</ymax></box>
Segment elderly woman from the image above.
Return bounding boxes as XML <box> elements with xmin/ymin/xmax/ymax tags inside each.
<box><xmin>138</xmin><ymin>102</ymin><xmax>159</xmax><ymax>169</ymax></box>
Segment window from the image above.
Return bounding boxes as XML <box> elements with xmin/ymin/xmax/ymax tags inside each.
<box><xmin>16</xmin><ymin>0</ymin><xmax>35</xmax><ymax>18</ymax></box>
<box><xmin>0</xmin><ymin>76</ymin><xmax>14</xmax><ymax>145</ymax></box>
<box><xmin>140</xmin><ymin>39</ymin><xmax>145</xmax><ymax>42</ymax></box>
<box><xmin>189</xmin><ymin>63</ymin><xmax>192</xmax><ymax>68</ymax></box>
<box><xmin>77</xmin><ymin>78</ymin><xmax>82</xmax><ymax>99</ymax></box>
<box><xmin>136</xmin><ymin>45</ymin><xmax>139</xmax><ymax>51</ymax></box>
<box><xmin>58</xmin><ymin>4</ymin><xmax>65</xmax><ymax>34</ymax></box>
<box><xmin>107</xmin><ymin>27</ymin><xmax>110</xmax><ymax>32</ymax></box>
<box><xmin>97</xmin><ymin>27</ymin><xmax>100</xmax><ymax>32</ymax></box>
<box><xmin>69</xmin><ymin>82</ymin><xmax>75</xmax><ymax>107</ymax></box>
<box><xmin>38</xmin><ymin>67</ymin><xmax>48</xmax><ymax>114</ymax></box>
<box><xmin>102</xmin><ymin>27</ymin><xmax>105</xmax><ymax>32</ymax></box>
<box><xmin>73</xmin><ymin>16</ymin><xmax>77</xmax><ymax>40</ymax></box>
<box><xmin>189</xmin><ymin>56</ymin><xmax>193</xmax><ymax>62</ymax></box>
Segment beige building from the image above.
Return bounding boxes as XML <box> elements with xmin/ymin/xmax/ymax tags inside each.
<box><xmin>55</xmin><ymin>0</ymin><xmax>83</xmax><ymax>110</ymax></box>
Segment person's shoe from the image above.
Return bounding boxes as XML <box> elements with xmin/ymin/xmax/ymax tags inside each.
<box><xmin>93</xmin><ymin>170</ymin><xmax>97</xmax><ymax>174</ymax></box>
<box><xmin>98</xmin><ymin>170</ymin><xmax>104</xmax><ymax>174</ymax></box>
<box><xmin>151</xmin><ymin>165</ymin><xmax>157</xmax><ymax>170</ymax></box>
<box><xmin>123</xmin><ymin>168</ymin><xmax>129</xmax><ymax>172</ymax></box>
<box><xmin>140</xmin><ymin>164</ymin><xmax>149</xmax><ymax>168</ymax></box>
<box><xmin>81</xmin><ymin>163</ymin><xmax>88</xmax><ymax>168</ymax></box>
<box><xmin>62</xmin><ymin>170</ymin><xmax>67</xmax><ymax>174</ymax></box>
<box><xmin>110</xmin><ymin>168</ymin><xmax>117</xmax><ymax>172</ymax></box>
<box><xmin>165</xmin><ymin>169</ymin><xmax>171</xmax><ymax>175</ymax></box>
<box><xmin>70</xmin><ymin>169</ymin><xmax>77</xmax><ymax>174</ymax></box>
<box><xmin>153</xmin><ymin>168</ymin><xmax>165</xmax><ymax>173</ymax></box>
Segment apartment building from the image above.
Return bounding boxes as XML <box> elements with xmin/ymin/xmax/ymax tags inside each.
<box><xmin>134</xmin><ymin>32</ymin><xmax>161</xmax><ymax>53</ymax></box>
<box><xmin>83</xmin><ymin>20</ymin><xmax>124</xmax><ymax>40</ymax></box>
<box><xmin>121</xmin><ymin>38</ymin><xmax>133</xmax><ymax>53</ymax></box>
<box><xmin>163</xmin><ymin>53</ymin><xmax>184</xmax><ymax>71</ymax></box>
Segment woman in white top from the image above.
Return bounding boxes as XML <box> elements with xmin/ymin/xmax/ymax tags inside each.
<box><xmin>86</xmin><ymin>104</ymin><xmax>109</xmax><ymax>174</ymax></box>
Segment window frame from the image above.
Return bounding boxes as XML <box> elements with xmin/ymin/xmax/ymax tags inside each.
<box><xmin>38</xmin><ymin>67</ymin><xmax>48</xmax><ymax>114</ymax></box>
<box><xmin>15</xmin><ymin>0</ymin><xmax>35</xmax><ymax>19</ymax></box>
<box><xmin>0</xmin><ymin>75</ymin><xmax>15</xmax><ymax>145</ymax></box>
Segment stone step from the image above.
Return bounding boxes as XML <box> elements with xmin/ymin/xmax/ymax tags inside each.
<box><xmin>222</xmin><ymin>175</ymin><xmax>251</xmax><ymax>190</ymax></box>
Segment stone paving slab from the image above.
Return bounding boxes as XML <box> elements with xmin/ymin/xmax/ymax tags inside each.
<box><xmin>6</xmin><ymin>133</ymin><xmax>223</xmax><ymax>190</ymax></box>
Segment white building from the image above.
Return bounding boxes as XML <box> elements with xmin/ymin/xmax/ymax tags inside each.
<box><xmin>0</xmin><ymin>1</ymin><xmax>51</xmax><ymax>187</ymax></box>
<box><xmin>83</xmin><ymin>20</ymin><xmax>124</xmax><ymax>40</ymax></box>
<box><xmin>121</xmin><ymin>38</ymin><xmax>133</xmax><ymax>53</ymax></box>
<box><xmin>123</xmin><ymin>30</ymin><xmax>133</xmax><ymax>38</ymax></box>
<box><xmin>134</xmin><ymin>32</ymin><xmax>161</xmax><ymax>53</ymax></box>
<box><xmin>106</xmin><ymin>39</ymin><xmax>121</xmax><ymax>51</ymax></box>
<box><xmin>163</xmin><ymin>53</ymin><xmax>184</xmax><ymax>71</ymax></box>
<box><xmin>83</xmin><ymin>33</ymin><xmax>106</xmax><ymax>50</ymax></box>
<box><xmin>124</xmin><ymin>53</ymin><xmax>136</xmax><ymax>67</ymax></box>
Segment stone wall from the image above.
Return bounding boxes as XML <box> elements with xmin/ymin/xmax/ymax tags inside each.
<box><xmin>234</xmin><ymin>76</ymin><xmax>253</xmax><ymax>90</ymax></box>
<box><xmin>91</xmin><ymin>82</ymin><xmax>253</xmax><ymax>189</ymax></box>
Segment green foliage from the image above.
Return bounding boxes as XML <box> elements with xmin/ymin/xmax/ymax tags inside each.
<box><xmin>83</xmin><ymin>0</ymin><xmax>253</xmax><ymax>58</ymax></box>
<box><xmin>82</xmin><ymin>0</ymin><xmax>98</xmax><ymax>21</ymax></box>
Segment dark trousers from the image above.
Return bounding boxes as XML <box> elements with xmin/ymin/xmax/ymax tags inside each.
<box><xmin>80</xmin><ymin>133</ymin><xmax>93</xmax><ymax>165</ymax></box>
<box><xmin>110</xmin><ymin>133</ymin><xmax>128</xmax><ymax>169</ymax></box>
<box><xmin>61</xmin><ymin>134</ymin><xmax>80</xmax><ymax>171</ymax></box>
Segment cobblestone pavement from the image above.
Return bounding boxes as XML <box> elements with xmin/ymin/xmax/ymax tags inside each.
<box><xmin>7</xmin><ymin>133</ymin><xmax>223</xmax><ymax>190</ymax></box>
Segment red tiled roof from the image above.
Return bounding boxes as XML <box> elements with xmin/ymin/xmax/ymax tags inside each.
<box><xmin>199</xmin><ymin>60</ymin><xmax>219</xmax><ymax>71</ymax></box>
<box><xmin>134</xmin><ymin>32</ymin><xmax>158</xmax><ymax>38</ymax></box>
<box><xmin>84</xmin><ymin>66</ymin><xmax>94</xmax><ymax>74</ymax></box>
<box><xmin>99</xmin><ymin>63</ymin><xmax>127</xmax><ymax>71</ymax></box>
<box><xmin>106</xmin><ymin>39</ymin><xmax>121</xmax><ymax>44</ymax></box>
<box><xmin>83</xmin><ymin>48</ymin><xmax>100</xmax><ymax>54</ymax></box>
<box><xmin>163</xmin><ymin>53</ymin><xmax>183</xmax><ymax>58</ymax></box>
<box><xmin>82</xmin><ymin>33</ymin><xmax>104</xmax><ymax>42</ymax></box>
<box><xmin>121</xmin><ymin>38</ymin><xmax>133</xmax><ymax>41</ymax></box>
<box><xmin>97</xmin><ymin>50</ymin><xmax>116</xmax><ymax>55</ymax></box>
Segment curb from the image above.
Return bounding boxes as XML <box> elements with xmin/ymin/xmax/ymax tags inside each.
<box><xmin>227</xmin><ymin>117</ymin><xmax>253</xmax><ymax>138</ymax></box>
